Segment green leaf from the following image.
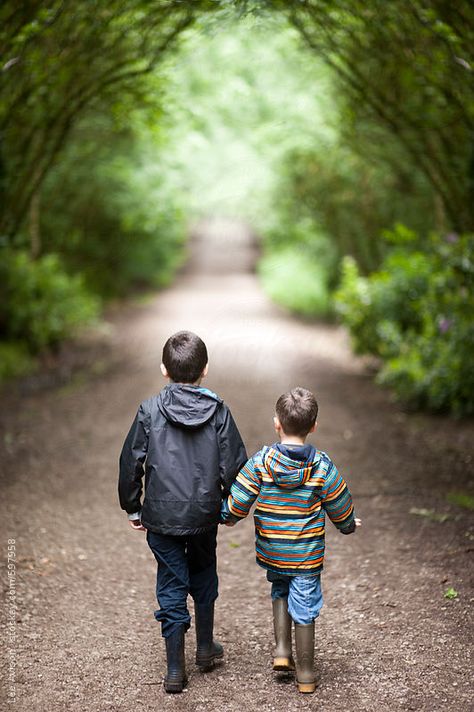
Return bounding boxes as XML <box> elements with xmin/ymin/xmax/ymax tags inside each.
<box><xmin>409</xmin><ymin>507</ymin><xmax>451</xmax><ymax>523</ymax></box>
<box><xmin>447</xmin><ymin>492</ymin><xmax>474</xmax><ymax>511</ymax></box>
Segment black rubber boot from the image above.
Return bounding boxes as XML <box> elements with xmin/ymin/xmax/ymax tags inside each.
<box><xmin>272</xmin><ymin>598</ymin><xmax>295</xmax><ymax>672</ymax></box>
<box><xmin>294</xmin><ymin>622</ymin><xmax>317</xmax><ymax>693</ymax></box>
<box><xmin>163</xmin><ymin>626</ymin><xmax>187</xmax><ymax>693</ymax></box>
<box><xmin>194</xmin><ymin>603</ymin><xmax>224</xmax><ymax>672</ymax></box>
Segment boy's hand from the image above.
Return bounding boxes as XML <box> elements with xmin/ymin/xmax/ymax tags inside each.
<box><xmin>355</xmin><ymin>518</ymin><xmax>362</xmax><ymax>527</ymax></box>
<box><xmin>129</xmin><ymin>519</ymin><xmax>146</xmax><ymax>531</ymax></box>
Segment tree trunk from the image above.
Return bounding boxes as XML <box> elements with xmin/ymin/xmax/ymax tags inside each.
<box><xmin>29</xmin><ymin>187</ymin><xmax>41</xmax><ymax>259</ymax></box>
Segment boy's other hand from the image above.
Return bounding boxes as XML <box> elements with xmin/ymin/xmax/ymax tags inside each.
<box><xmin>355</xmin><ymin>518</ymin><xmax>362</xmax><ymax>527</ymax></box>
<box><xmin>129</xmin><ymin>519</ymin><xmax>146</xmax><ymax>531</ymax></box>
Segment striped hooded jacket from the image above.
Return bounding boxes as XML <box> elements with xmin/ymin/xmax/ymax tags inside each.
<box><xmin>221</xmin><ymin>444</ymin><xmax>355</xmax><ymax>576</ymax></box>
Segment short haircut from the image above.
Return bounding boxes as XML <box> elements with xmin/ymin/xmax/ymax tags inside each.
<box><xmin>162</xmin><ymin>331</ymin><xmax>208</xmax><ymax>384</ymax></box>
<box><xmin>275</xmin><ymin>387</ymin><xmax>318</xmax><ymax>437</ymax></box>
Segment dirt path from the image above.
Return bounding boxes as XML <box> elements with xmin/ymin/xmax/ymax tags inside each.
<box><xmin>1</xmin><ymin>218</ymin><xmax>473</xmax><ymax>712</ymax></box>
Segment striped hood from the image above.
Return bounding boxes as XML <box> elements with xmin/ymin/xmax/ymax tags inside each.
<box><xmin>263</xmin><ymin>446</ymin><xmax>320</xmax><ymax>490</ymax></box>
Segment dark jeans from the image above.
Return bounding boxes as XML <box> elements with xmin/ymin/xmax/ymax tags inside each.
<box><xmin>146</xmin><ymin>527</ymin><xmax>219</xmax><ymax>638</ymax></box>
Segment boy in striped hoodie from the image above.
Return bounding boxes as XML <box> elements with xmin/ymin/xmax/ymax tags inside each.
<box><xmin>221</xmin><ymin>387</ymin><xmax>361</xmax><ymax>693</ymax></box>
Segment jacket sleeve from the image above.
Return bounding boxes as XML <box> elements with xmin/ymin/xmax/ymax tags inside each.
<box><xmin>118</xmin><ymin>404</ymin><xmax>150</xmax><ymax>514</ymax></box>
<box><xmin>216</xmin><ymin>405</ymin><xmax>248</xmax><ymax>496</ymax></box>
<box><xmin>320</xmin><ymin>459</ymin><xmax>355</xmax><ymax>533</ymax></box>
<box><xmin>221</xmin><ymin>456</ymin><xmax>261</xmax><ymax>522</ymax></box>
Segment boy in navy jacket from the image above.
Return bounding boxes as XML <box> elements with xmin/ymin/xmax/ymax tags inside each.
<box><xmin>119</xmin><ymin>331</ymin><xmax>247</xmax><ymax>693</ymax></box>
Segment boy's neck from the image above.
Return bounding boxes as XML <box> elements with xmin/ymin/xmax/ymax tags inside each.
<box><xmin>279</xmin><ymin>436</ymin><xmax>307</xmax><ymax>446</ymax></box>
<box><xmin>169</xmin><ymin>379</ymin><xmax>202</xmax><ymax>386</ymax></box>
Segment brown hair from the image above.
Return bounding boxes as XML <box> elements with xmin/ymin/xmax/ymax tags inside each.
<box><xmin>275</xmin><ymin>387</ymin><xmax>318</xmax><ymax>437</ymax></box>
<box><xmin>162</xmin><ymin>331</ymin><xmax>208</xmax><ymax>383</ymax></box>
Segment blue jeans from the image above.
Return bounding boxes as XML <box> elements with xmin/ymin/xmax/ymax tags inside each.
<box><xmin>147</xmin><ymin>528</ymin><xmax>218</xmax><ymax>638</ymax></box>
<box><xmin>267</xmin><ymin>571</ymin><xmax>323</xmax><ymax>624</ymax></box>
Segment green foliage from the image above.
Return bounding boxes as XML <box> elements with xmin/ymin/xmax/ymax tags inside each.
<box><xmin>39</xmin><ymin>116</ymin><xmax>186</xmax><ymax>298</ymax></box>
<box><xmin>267</xmin><ymin>219</ymin><xmax>339</xmax><ymax>276</ymax></box>
<box><xmin>0</xmin><ymin>249</ymin><xmax>99</xmax><ymax>353</ymax></box>
<box><xmin>273</xmin><ymin>144</ymin><xmax>437</xmax><ymax>273</ymax></box>
<box><xmin>443</xmin><ymin>587</ymin><xmax>458</xmax><ymax>600</ymax></box>
<box><xmin>259</xmin><ymin>218</ymin><xmax>339</xmax><ymax>318</ymax></box>
<box><xmin>2</xmin><ymin>0</ymin><xmax>473</xmax><ymax>423</ymax></box>
<box><xmin>160</xmin><ymin>17</ymin><xmax>343</xmax><ymax>319</ymax></box>
<box><xmin>336</xmin><ymin>229</ymin><xmax>474</xmax><ymax>415</ymax></box>
<box><xmin>0</xmin><ymin>342</ymin><xmax>35</xmax><ymax>384</ymax></box>
<box><xmin>447</xmin><ymin>492</ymin><xmax>474</xmax><ymax>511</ymax></box>
<box><xmin>0</xmin><ymin>0</ymin><xmax>201</xmax><ymax>375</ymax></box>
<box><xmin>0</xmin><ymin>0</ymin><xmax>209</xmax><ymax>238</ymax></box>
<box><xmin>268</xmin><ymin>0</ymin><xmax>474</xmax><ymax>234</ymax></box>
<box><xmin>160</xmin><ymin>16</ymin><xmax>334</xmax><ymax>223</ymax></box>
<box><xmin>259</xmin><ymin>246</ymin><xmax>332</xmax><ymax>318</ymax></box>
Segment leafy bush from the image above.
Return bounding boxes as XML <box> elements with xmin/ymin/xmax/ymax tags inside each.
<box><xmin>40</xmin><ymin>118</ymin><xmax>187</xmax><ymax>299</ymax></box>
<box><xmin>259</xmin><ymin>218</ymin><xmax>339</xmax><ymax>318</ymax></box>
<box><xmin>259</xmin><ymin>246</ymin><xmax>333</xmax><ymax>318</ymax></box>
<box><xmin>270</xmin><ymin>141</ymin><xmax>437</xmax><ymax>274</ymax></box>
<box><xmin>0</xmin><ymin>249</ymin><xmax>99</xmax><ymax>353</ymax></box>
<box><xmin>0</xmin><ymin>115</ymin><xmax>186</xmax><ymax>383</ymax></box>
<box><xmin>0</xmin><ymin>342</ymin><xmax>35</xmax><ymax>383</ymax></box>
<box><xmin>335</xmin><ymin>227</ymin><xmax>474</xmax><ymax>415</ymax></box>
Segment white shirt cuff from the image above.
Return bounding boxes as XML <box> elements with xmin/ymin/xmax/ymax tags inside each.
<box><xmin>128</xmin><ymin>511</ymin><xmax>142</xmax><ymax>521</ymax></box>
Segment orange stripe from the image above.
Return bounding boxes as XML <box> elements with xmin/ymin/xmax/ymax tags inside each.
<box><xmin>257</xmin><ymin>554</ymin><xmax>324</xmax><ymax>568</ymax></box>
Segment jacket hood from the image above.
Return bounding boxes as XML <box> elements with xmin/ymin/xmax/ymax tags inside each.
<box><xmin>158</xmin><ymin>384</ymin><xmax>222</xmax><ymax>429</ymax></box>
<box><xmin>263</xmin><ymin>445</ymin><xmax>321</xmax><ymax>489</ymax></box>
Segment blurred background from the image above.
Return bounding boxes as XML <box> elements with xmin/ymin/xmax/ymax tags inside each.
<box><xmin>1</xmin><ymin>0</ymin><xmax>473</xmax><ymax>416</ymax></box>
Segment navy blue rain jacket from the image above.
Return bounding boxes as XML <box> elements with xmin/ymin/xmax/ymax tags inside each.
<box><xmin>118</xmin><ymin>384</ymin><xmax>247</xmax><ymax>535</ymax></box>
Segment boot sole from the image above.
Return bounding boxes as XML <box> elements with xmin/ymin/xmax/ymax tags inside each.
<box><xmin>196</xmin><ymin>650</ymin><xmax>224</xmax><ymax>672</ymax></box>
<box><xmin>164</xmin><ymin>676</ymin><xmax>188</xmax><ymax>693</ymax></box>
<box><xmin>163</xmin><ymin>681</ymin><xmax>187</xmax><ymax>693</ymax></box>
<box><xmin>273</xmin><ymin>657</ymin><xmax>295</xmax><ymax>672</ymax></box>
<box><xmin>297</xmin><ymin>681</ymin><xmax>317</xmax><ymax>694</ymax></box>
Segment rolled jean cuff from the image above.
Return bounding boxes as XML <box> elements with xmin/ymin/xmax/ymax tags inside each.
<box><xmin>154</xmin><ymin>609</ymin><xmax>191</xmax><ymax>638</ymax></box>
<box><xmin>287</xmin><ymin>575</ymin><xmax>323</xmax><ymax>625</ymax></box>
